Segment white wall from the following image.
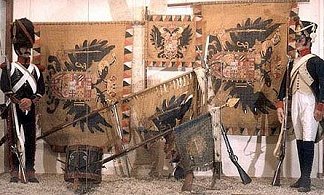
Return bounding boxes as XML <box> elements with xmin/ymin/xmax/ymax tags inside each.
<box><xmin>0</xmin><ymin>0</ymin><xmax>323</xmax><ymax>179</ymax></box>
<box><xmin>13</xmin><ymin>0</ymin><xmax>111</xmax><ymax>22</ymax></box>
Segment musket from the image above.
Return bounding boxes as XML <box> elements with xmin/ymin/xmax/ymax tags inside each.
<box><xmin>213</xmin><ymin>98</ymin><xmax>251</xmax><ymax>185</ymax></box>
<box><xmin>220</xmin><ymin>123</ymin><xmax>252</xmax><ymax>184</ymax></box>
<box><xmin>271</xmin><ymin>55</ymin><xmax>292</xmax><ymax>186</ymax></box>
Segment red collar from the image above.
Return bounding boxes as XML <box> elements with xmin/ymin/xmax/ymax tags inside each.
<box><xmin>298</xmin><ymin>48</ymin><xmax>311</xmax><ymax>57</ymax></box>
<box><xmin>17</xmin><ymin>56</ymin><xmax>30</xmax><ymax>65</ymax></box>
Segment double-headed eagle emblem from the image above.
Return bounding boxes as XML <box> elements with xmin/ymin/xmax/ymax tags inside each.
<box><xmin>150</xmin><ymin>24</ymin><xmax>193</xmax><ymax>60</ymax></box>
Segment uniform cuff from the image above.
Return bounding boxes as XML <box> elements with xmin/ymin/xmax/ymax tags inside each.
<box><xmin>276</xmin><ymin>101</ymin><xmax>284</xmax><ymax>109</ymax></box>
<box><xmin>0</xmin><ymin>62</ymin><xmax>6</xmax><ymax>69</ymax></box>
<box><xmin>316</xmin><ymin>103</ymin><xmax>324</xmax><ymax>112</ymax></box>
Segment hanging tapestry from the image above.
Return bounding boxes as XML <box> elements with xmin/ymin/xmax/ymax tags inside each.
<box><xmin>34</xmin><ymin>22</ymin><xmax>133</xmax><ymax>152</ymax></box>
<box><xmin>193</xmin><ymin>3</ymin><xmax>293</xmax><ymax>135</ymax></box>
<box><xmin>145</xmin><ymin>15</ymin><xmax>197</xmax><ymax>68</ymax></box>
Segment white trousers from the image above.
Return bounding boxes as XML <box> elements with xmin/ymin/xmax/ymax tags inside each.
<box><xmin>291</xmin><ymin>91</ymin><xmax>318</xmax><ymax>141</ymax></box>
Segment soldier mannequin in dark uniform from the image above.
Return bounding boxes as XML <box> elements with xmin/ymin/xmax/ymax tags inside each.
<box><xmin>276</xmin><ymin>19</ymin><xmax>324</xmax><ymax>192</ymax></box>
<box><xmin>0</xmin><ymin>18</ymin><xmax>45</xmax><ymax>183</ymax></box>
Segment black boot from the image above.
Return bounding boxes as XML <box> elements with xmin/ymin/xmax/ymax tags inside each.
<box><xmin>9</xmin><ymin>170</ymin><xmax>19</xmax><ymax>183</ymax></box>
<box><xmin>26</xmin><ymin>169</ymin><xmax>39</xmax><ymax>183</ymax></box>
<box><xmin>10</xmin><ymin>149</ymin><xmax>20</xmax><ymax>183</ymax></box>
<box><xmin>297</xmin><ymin>141</ymin><xmax>314</xmax><ymax>193</ymax></box>
<box><xmin>181</xmin><ymin>170</ymin><xmax>194</xmax><ymax>192</ymax></box>
<box><xmin>24</xmin><ymin>122</ymin><xmax>38</xmax><ymax>183</ymax></box>
<box><xmin>290</xmin><ymin>140</ymin><xmax>303</xmax><ymax>188</ymax></box>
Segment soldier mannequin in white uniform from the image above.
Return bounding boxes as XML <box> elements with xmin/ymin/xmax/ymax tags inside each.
<box><xmin>276</xmin><ymin>20</ymin><xmax>324</xmax><ymax>192</ymax></box>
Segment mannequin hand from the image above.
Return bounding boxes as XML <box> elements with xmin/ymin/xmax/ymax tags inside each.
<box><xmin>19</xmin><ymin>98</ymin><xmax>32</xmax><ymax>112</ymax></box>
<box><xmin>314</xmin><ymin>103</ymin><xmax>324</xmax><ymax>121</ymax></box>
<box><xmin>277</xmin><ymin>108</ymin><xmax>285</xmax><ymax>123</ymax></box>
<box><xmin>314</xmin><ymin>109</ymin><xmax>323</xmax><ymax>121</ymax></box>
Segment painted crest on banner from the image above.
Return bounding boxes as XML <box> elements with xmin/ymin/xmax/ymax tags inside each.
<box><xmin>50</xmin><ymin>72</ymin><xmax>92</xmax><ymax>100</ymax></box>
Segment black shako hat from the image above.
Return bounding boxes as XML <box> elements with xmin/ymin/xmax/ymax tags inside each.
<box><xmin>11</xmin><ymin>18</ymin><xmax>35</xmax><ymax>51</ymax></box>
<box><xmin>295</xmin><ymin>20</ymin><xmax>318</xmax><ymax>42</ymax></box>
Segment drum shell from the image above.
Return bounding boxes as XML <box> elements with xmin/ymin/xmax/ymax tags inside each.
<box><xmin>64</xmin><ymin>145</ymin><xmax>103</xmax><ymax>183</ymax></box>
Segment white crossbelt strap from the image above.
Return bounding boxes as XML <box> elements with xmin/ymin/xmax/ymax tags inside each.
<box><xmin>10</xmin><ymin>62</ymin><xmax>39</xmax><ymax>94</ymax></box>
<box><xmin>290</xmin><ymin>54</ymin><xmax>315</xmax><ymax>81</ymax></box>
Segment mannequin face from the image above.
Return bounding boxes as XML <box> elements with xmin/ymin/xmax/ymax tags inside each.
<box><xmin>18</xmin><ymin>47</ymin><xmax>31</xmax><ymax>58</ymax></box>
<box><xmin>295</xmin><ymin>35</ymin><xmax>309</xmax><ymax>51</ymax></box>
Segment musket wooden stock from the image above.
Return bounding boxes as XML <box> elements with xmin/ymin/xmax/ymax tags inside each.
<box><xmin>220</xmin><ymin>124</ymin><xmax>252</xmax><ymax>184</ymax></box>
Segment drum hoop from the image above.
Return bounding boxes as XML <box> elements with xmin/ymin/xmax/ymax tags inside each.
<box><xmin>67</xmin><ymin>144</ymin><xmax>103</xmax><ymax>152</ymax></box>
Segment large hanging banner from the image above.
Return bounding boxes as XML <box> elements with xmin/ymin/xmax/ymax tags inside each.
<box><xmin>34</xmin><ymin>22</ymin><xmax>133</xmax><ymax>151</ymax></box>
<box><xmin>194</xmin><ymin>3</ymin><xmax>293</xmax><ymax>135</ymax></box>
<box><xmin>145</xmin><ymin>15</ymin><xmax>197</xmax><ymax>67</ymax></box>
